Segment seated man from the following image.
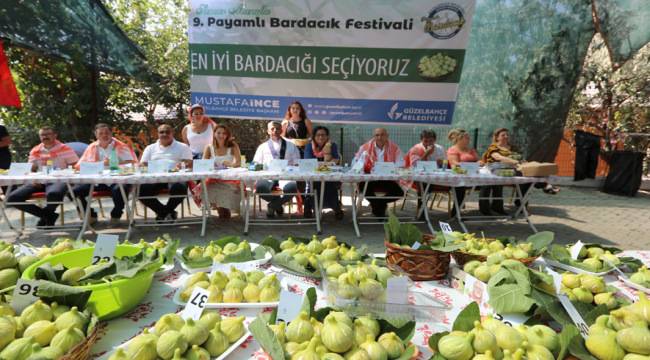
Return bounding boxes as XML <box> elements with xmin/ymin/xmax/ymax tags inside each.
<box><xmin>404</xmin><ymin>129</ymin><xmax>446</xmax><ymax>168</ymax></box>
<box><xmin>253</xmin><ymin>121</ymin><xmax>300</xmax><ymax>218</ymax></box>
<box><xmin>139</xmin><ymin>124</ymin><xmax>193</xmax><ymax>221</ymax></box>
<box><xmin>354</xmin><ymin>128</ymin><xmax>404</xmax><ymax>217</ymax></box>
<box><xmin>73</xmin><ymin>123</ymin><xmax>136</xmax><ymax>223</ymax></box>
<box><xmin>7</xmin><ymin>126</ymin><xmax>79</xmax><ymax>226</ymax></box>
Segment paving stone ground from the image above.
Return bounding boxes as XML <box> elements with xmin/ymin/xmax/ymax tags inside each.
<box><xmin>2</xmin><ymin>185</ymin><xmax>648</xmax><ymax>251</ymax></box>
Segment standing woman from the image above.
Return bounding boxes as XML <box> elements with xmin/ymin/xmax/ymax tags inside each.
<box><xmin>303</xmin><ymin>126</ymin><xmax>343</xmax><ymax>219</ymax></box>
<box><xmin>182</xmin><ymin>104</ymin><xmax>214</xmax><ymax>159</ymax></box>
<box><xmin>202</xmin><ymin>124</ymin><xmax>241</xmax><ymax>219</ymax></box>
<box><xmin>480</xmin><ymin>128</ymin><xmax>520</xmax><ymax>215</ymax></box>
<box><xmin>446</xmin><ymin>129</ymin><xmax>480</xmax><ymax>216</ymax></box>
<box><xmin>281</xmin><ymin>101</ymin><xmax>313</xmax><ymax>157</ymax></box>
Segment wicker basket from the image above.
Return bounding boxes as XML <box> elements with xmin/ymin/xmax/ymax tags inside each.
<box><xmin>60</xmin><ymin>325</ymin><xmax>99</xmax><ymax>360</ymax></box>
<box><xmin>452</xmin><ymin>251</ymin><xmax>538</xmax><ymax>267</ymax></box>
<box><xmin>385</xmin><ymin>234</ymin><xmax>451</xmax><ymax>281</ymax></box>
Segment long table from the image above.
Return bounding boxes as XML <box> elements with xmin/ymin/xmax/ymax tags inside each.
<box><xmin>0</xmin><ymin>169</ymin><xmax>547</xmax><ymax>238</ymax></box>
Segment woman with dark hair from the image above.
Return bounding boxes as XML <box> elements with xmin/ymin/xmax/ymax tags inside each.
<box><xmin>202</xmin><ymin>124</ymin><xmax>241</xmax><ymax>218</ymax></box>
<box><xmin>479</xmin><ymin>128</ymin><xmax>518</xmax><ymax>215</ymax></box>
<box><xmin>303</xmin><ymin>126</ymin><xmax>343</xmax><ymax>219</ymax></box>
<box><xmin>281</xmin><ymin>101</ymin><xmax>313</xmax><ymax>157</ymax></box>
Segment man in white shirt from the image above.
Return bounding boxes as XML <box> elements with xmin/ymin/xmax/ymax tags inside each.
<box><xmin>253</xmin><ymin>121</ymin><xmax>300</xmax><ymax>218</ymax></box>
<box><xmin>139</xmin><ymin>124</ymin><xmax>193</xmax><ymax>221</ymax></box>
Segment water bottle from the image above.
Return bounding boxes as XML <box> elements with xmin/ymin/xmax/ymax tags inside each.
<box><xmin>45</xmin><ymin>159</ymin><xmax>53</xmax><ymax>175</ymax></box>
<box><xmin>109</xmin><ymin>148</ymin><xmax>119</xmax><ymax>171</ymax></box>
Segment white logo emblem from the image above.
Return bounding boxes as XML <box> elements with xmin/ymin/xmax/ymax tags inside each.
<box><xmin>387</xmin><ymin>103</ymin><xmax>402</xmax><ymax>120</ymax></box>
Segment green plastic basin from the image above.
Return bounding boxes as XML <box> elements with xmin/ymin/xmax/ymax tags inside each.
<box><xmin>22</xmin><ymin>245</ymin><xmax>162</xmax><ymax>320</ymax></box>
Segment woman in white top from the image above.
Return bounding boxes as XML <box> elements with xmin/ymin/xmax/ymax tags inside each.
<box><xmin>182</xmin><ymin>104</ymin><xmax>214</xmax><ymax>159</ymax></box>
<box><xmin>202</xmin><ymin>124</ymin><xmax>241</xmax><ymax>218</ymax></box>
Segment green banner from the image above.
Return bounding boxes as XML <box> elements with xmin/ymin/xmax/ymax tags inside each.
<box><xmin>190</xmin><ymin>44</ymin><xmax>465</xmax><ymax>83</ymax></box>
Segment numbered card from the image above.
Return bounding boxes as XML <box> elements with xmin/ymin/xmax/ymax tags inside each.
<box><xmin>416</xmin><ymin>161</ymin><xmax>438</xmax><ymax>173</ymax></box>
<box><xmin>439</xmin><ymin>221</ymin><xmax>453</xmax><ymax>234</ymax></box>
<box><xmin>372</xmin><ymin>162</ymin><xmax>397</xmax><ymax>174</ymax></box>
<box><xmin>570</xmin><ymin>240</ymin><xmax>585</xmax><ymax>260</ymax></box>
<box><xmin>91</xmin><ymin>234</ymin><xmax>119</xmax><ymax>265</ymax></box>
<box><xmin>268</xmin><ymin>159</ymin><xmax>288</xmax><ymax>172</ymax></box>
<box><xmin>79</xmin><ymin>162</ymin><xmax>104</xmax><ymax>175</ymax></box>
<box><xmin>276</xmin><ymin>289</ymin><xmax>303</xmax><ymax>323</ymax></box>
<box><xmin>8</xmin><ymin>162</ymin><xmax>32</xmax><ymax>176</ymax></box>
<box><xmin>460</xmin><ymin>162</ymin><xmax>480</xmax><ymax>175</ymax></box>
<box><xmin>193</xmin><ymin>159</ymin><xmax>214</xmax><ymax>173</ymax></box>
<box><xmin>411</xmin><ymin>241</ymin><xmax>421</xmax><ymax>250</ymax></box>
<box><xmin>181</xmin><ymin>287</ymin><xmax>210</xmax><ymax>320</ymax></box>
<box><xmin>297</xmin><ymin>159</ymin><xmax>318</xmax><ymax>173</ymax></box>
<box><xmin>386</xmin><ymin>277</ymin><xmax>408</xmax><ymax>304</ymax></box>
<box><xmin>11</xmin><ymin>279</ymin><xmax>40</xmax><ymax>313</ymax></box>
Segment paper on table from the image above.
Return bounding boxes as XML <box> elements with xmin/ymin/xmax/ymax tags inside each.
<box><xmin>147</xmin><ymin>160</ymin><xmax>172</xmax><ymax>174</ymax></box>
<box><xmin>416</xmin><ymin>161</ymin><xmax>438</xmax><ymax>173</ymax></box>
<box><xmin>79</xmin><ymin>162</ymin><xmax>104</xmax><ymax>175</ymax></box>
<box><xmin>193</xmin><ymin>159</ymin><xmax>214</xmax><ymax>173</ymax></box>
<box><xmin>8</xmin><ymin>162</ymin><xmax>32</xmax><ymax>176</ymax></box>
<box><xmin>268</xmin><ymin>159</ymin><xmax>288</xmax><ymax>172</ymax></box>
<box><xmin>460</xmin><ymin>162</ymin><xmax>480</xmax><ymax>175</ymax></box>
<box><xmin>297</xmin><ymin>159</ymin><xmax>318</xmax><ymax>172</ymax></box>
<box><xmin>372</xmin><ymin>162</ymin><xmax>397</xmax><ymax>174</ymax></box>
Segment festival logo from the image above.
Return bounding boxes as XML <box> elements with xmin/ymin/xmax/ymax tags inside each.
<box><xmin>421</xmin><ymin>3</ymin><xmax>466</xmax><ymax>39</ymax></box>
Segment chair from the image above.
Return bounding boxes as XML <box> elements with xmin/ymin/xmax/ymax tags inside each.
<box><xmin>65</xmin><ymin>142</ymin><xmax>88</xmax><ymax>158</ymax></box>
<box><xmin>18</xmin><ymin>192</ymin><xmax>66</xmax><ymax>228</ymax></box>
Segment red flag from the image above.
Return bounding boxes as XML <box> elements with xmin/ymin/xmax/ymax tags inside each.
<box><xmin>0</xmin><ymin>41</ymin><xmax>21</xmax><ymax>108</ymax></box>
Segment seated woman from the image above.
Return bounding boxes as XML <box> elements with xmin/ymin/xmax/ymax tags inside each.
<box><xmin>446</xmin><ymin>129</ymin><xmax>480</xmax><ymax>216</ymax></box>
<box><xmin>303</xmin><ymin>126</ymin><xmax>343</xmax><ymax>219</ymax></box>
<box><xmin>480</xmin><ymin>128</ymin><xmax>521</xmax><ymax>215</ymax></box>
<box><xmin>202</xmin><ymin>124</ymin><xmax>241</xmax><ymax>218</ymax></box>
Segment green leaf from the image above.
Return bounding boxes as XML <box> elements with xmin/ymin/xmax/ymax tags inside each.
<box><xmin>394</xmin><ymin>343</ymin><xmax>417</xmax><ymax>360</ymax></box>
<box><xmin>431</xmin><ymin>353</ymin><xmax>447</xmax><ymax>360</ymax></box>
<box><xmin>34</xmin><ymin>263</ymin><xmax>66</xmax><ymax>282</ymax></box>
<box><xmin>249</xmin><ymin>316</ymin><xmax>285</xmax><ymax>360</ymax></box>
<box><xmin>160</xmin><ymin>236</ymin><xmax>179</xmax><ymax>265</ymax></box>
<box><xmin>260</xmin><ymin>236</ymin><xmax>281</xmax><ymax>253</ymax></box>
<box><xmin>428</xmin><ymin>331</ymin><xmax>449</xmax><ymax>353</ymax></box>
<box><xmin>525</xmin><ymin>231</ymin><xmax>554</xmax><ymax>255</ymax></box>
<box><xmin>221</xmin><ymin>247</ymin><xmax>253</xmax><ymax>263</ymax></box>
<box><xmin>581</xmin><ymin>304</ymin><xmax>610</xmax><ymax>325</ymax></box>
<box><xmin>378</xmin><ymin>318</ymin><xmax>416</xmax><ymax>342</ymax></box>
<box><xmin>387</xmin><ymin>212</ymin><xmax>401</xmax><ymax>244</ymax></box>
<box><xmin>452</xmin><ymin>302</ymin><xmax>481</xmax><ymax>331</ymax></box>
<box><xmin>384</xmin><ymin>223</ymin><xmax>393</xmax><ymax>243</ymax></box>
<box><xmin>300</xmin><ymin>287</ymin><xmax>317</xmax><ymax>318</ymax></box>
<box><xmin>399</xmin><ymin>223</ymin><xmax>422</xmax><ymax>247</ymax></box>
<box><xmin>35</xmin><ymin>280</ymin><xmax>92</xmax><ymax>310</ymax></box>
<box><xmin>181</xmin><ymin>246</ymin><xmax>213</xmax><ymax>269</ymax></box>
<box><xmin>212</xmin><ymin>235</ymin><xmax>241</xmax><ymax>247</ymax></box>
<box><xmin>568</xmin><ymin>334</ymin><xmax>598</xmax><ymax>360</ymax></box>
<box><xmin>488</xmin><ymin>283</ymin><xmax>536</xmax><ymax>314</ymax></box>
<box><xmin>558</xmin><ymin>325</ymin><xmax>580</xmax><ymax>360</ymax></box>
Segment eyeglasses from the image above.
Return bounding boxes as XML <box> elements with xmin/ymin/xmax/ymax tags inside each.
<box><xmin>158</xmin><ymin>130</ymin><xmax>171</xmax><ymax>134</ymax></box>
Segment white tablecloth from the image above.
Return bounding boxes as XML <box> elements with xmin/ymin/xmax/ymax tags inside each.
<box><xmin>0</xmin><ymin>169</ymin><xmax>546</xmax><ymax>187</ymax></box>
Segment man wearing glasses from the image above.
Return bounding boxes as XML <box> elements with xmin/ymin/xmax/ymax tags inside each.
<box><xmin>139</xmin><ymin>124</ymin><xmax>193</xmax><ymax>221</ymax></box>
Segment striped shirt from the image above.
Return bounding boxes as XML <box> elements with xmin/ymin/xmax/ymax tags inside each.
<box><xmin>28</xmin><ymin>141</ymin><xmax>79</xmax><ymax>170</ymax></box>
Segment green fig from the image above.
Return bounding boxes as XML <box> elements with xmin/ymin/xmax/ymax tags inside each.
<box><xmin>156</xmin><ymin>330</ymin><xmax>187</xmax><ymax>360</ymax></box>
<box><xmin>616</xmin><ymin>322</ymin><xmax>650</xmax><ymax>355</ymax></box>
<box><xmin>586</xmin><ymin>332</ymin><xmax>624</xmax><ymax>360</ymax></box>
<box><xmin>204</xmin><ymin>322</ymin><xmax>230</xmax><ymax>356</ymax></box>
<box><xmin>321</xmin><ymin>315</ymin><xmax>353</xmax><ymax>353</ymax></box>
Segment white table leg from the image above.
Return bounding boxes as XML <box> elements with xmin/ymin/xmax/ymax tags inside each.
<box><xmin>512</xmin><ymin>183</ymin><xmax>537</xmax><ymax>233</ymax></box>
<box><xmin>420</xmin><ymin>183</ymin><xmax>435</xmax><ymax>234</ymax></box>
<box><xmin>118</xmin><ymin>184</ymin><xmax>131</xmax><ymax>226</ymax></box>
<box><xmin>76</xmin><ymin>183</ymin><xmax>94</xmax><ymax>240</ymax></box>
<box><xmin>200</xmin><ymin>180</ymin><xmax>209</xmax><ymax>237</ymax></box>
<box><xmin>242</xmin><ymin>181</ymin><xmax>250</xmax><ymax>235</ymax></box>
<box><xmin>0</xmin><ymin>185</ymin><xmax>19</xmax><ymax>234</ymax></box>
<box><xmin>451</xmin><ymin>186</ymin><xmax>469</xmax><ymax>233</ymax></box>
<box><xmin>126</xmin><ymin>185</ymin><xmax>139</xmax><ymax>240</ymax></box>
<box><xmin>350</xmin><ymin>182</ymin><xmax>361</xmax><ymax>237</ymax></box>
